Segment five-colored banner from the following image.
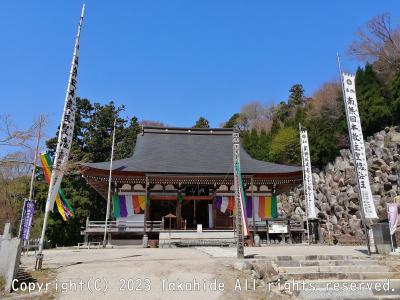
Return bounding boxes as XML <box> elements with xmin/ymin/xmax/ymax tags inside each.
<box><xmin>113</xmin><ymin>194</ymin><xmax>146</xmax><ymax>218</ymax></box>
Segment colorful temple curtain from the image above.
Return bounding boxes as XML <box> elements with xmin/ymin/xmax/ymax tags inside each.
<box><xmin>214</xmin><ymin>195</ymin><xmax>277</xmax><ymax>219</ymax></box>
<box><xmin>258</xmin><ymin>195</ymin><xmax>278</xmax><ymax>219</ymax></box>
<box><xmin>214</xmin><ymin>196</ymin><xmax>236</xmax><ymax>213</ymax></box>
<box><xmin>113</xmin><ymin>194</ymin><xmax>145</xmax><ymax>218</ymax></box>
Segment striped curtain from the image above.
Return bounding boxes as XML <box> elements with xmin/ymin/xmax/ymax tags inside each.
<box><xmin>258</xmin><ymin>195</ymin><xmax>278</xmax><ymax>219</ymax></box>
<box><xmin>113</xmin><ymin>194</ymin><xmax>145</xmax><ymax>218</ymax></box>
<box><xmin>214</xmin><ymin>195</ymin><xmax>252</xmax><ymax>217</ymax></box>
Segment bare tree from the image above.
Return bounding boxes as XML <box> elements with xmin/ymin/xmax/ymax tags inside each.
<box><xmin>140</xmin><ymin>120</ymin><xmax>166</xmax><ymax>127</ymax></box>
<box><xmin>0</xmin><ymin>114</ymin><xmax>39</xmax><ymax>149</ymax></box>
<box><xmin>348</xmin><ymin>13</ymin><xmax>400</xmax><ymax>79</ymax></box>
<box><xmin>309</xmin><ymin>81</ymin><xmax>342</xmax><ymax>118</ymax></box>
<box><xmin>241</xmin><ymin>101</ymin><xmax>274</xmax><ymax>133</ymax></box>
<box><xmin>0</xmin><ymin>151</ymin><xmax>34</xmax><ymax>180</ymax></box>
<box><xmin>0</xmin><ymin>114</ymin><xmax>47</xmax><ymax>230</ymax></box>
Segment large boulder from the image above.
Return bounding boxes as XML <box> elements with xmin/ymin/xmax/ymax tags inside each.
<box><xmin>387</xmin><ymin>128</ymin><xmax>400</xmax><ymax>144</ymax></box>
<box><xmin>349</xmin><ymin>215</ymin><xmax>362</xmax><ymax>233</ymax></box>
<box><xmin>328</xmin><ymin>195</ymin><xmax>337</xmax><ymax>206</ymax></box>
<box><xmin>370</xmin><ymin>158</ymin><xmax>386</xmax><ymax>170</ymax></box>
<box><xmin>384</xmin><ymin>182</ymin><xmax>392</xmax><ymax>191</ymax></box>
<box><xmin>388</xmin><ymin>174</ymin><xmax>398</xmax><ymax>183</ymax></box>
<box><xmin>285</xmin><ymin>126</ymin><xmax>400</xmax><ymax>240</ymax></box>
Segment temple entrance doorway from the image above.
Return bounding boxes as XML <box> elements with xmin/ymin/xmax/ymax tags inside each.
<box><xmin>150</xmin><ymin>200</ymin><xmax>177</xmax><ymax>228</ymax></box>
<box><xmin>181</xmin><ymin>200</ymin><xmax>212</xmax><ymax>229</ymax></box>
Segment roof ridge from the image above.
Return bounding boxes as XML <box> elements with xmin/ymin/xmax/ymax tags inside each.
<box><xmin>142</xmin><ymin>126</ymin><xmax>234</xmax><ymax>135</ymax></box>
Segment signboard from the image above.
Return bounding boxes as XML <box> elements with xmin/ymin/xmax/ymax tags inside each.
<box><xmin>268</xmin><ymin>223</ymin><xmax>288</xmax><ymax>234</ymax></box>
<box><xmin>20</xmin><ymin>199</ymin><xmax>36</xmax><ymax>241</ymax></box>
<box><xmin>299</xmin><ymin>127</ymin><xmax>317</xmax><ymax>219</ymax></box>
<box><xmin>341</xmin><ymin>73</ymin><xmax>378</xmax><ymax>219</ymax></box>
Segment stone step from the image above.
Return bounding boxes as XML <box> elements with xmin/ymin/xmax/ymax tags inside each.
<box><xmin>277</xmin><ymin>259</ymin><xmax>382</xmax><ymax>267</ymax></box>
<box><xmin>284</xmin><ymin>272</ymin><xmax>400</xmax><ymax>280</ymax></box>
<box><xmin>262</xmin><ymin>254</ymin><xmax>375</xmax><ymax>262</ymax></box>
<box><xmin>294</xmin><ymin>279</ymin><xmax>400</xmax><ymax>300</ymax></box>
<box><xmin>279</xmin><ymin>265</ymin><xmax>391</xmax><ymax>274</ymax></box>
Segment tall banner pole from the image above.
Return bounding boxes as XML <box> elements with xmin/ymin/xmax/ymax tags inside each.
<box><xmin>299</xmin><ymin>123</ymin><xmax>313</xmax><ymax>244</ymax></box>
<box><xmin>337</xmin><ymin>53</ymin><xmax>377</xmax><ymax>256</ymax></box>
<box><xmin>36</xmin><ymin>5</ymin><xmax>85</xmax><ymax>269</ymax></box>
<box><xmin>233</xmin><ymin>132</ymin><xmax>244</xmax><ymax>258</ymax></box>
<box><xmin>103</xmin><ymin>119</ymin><xmax>117</xmax><ymax>247</ymax></box>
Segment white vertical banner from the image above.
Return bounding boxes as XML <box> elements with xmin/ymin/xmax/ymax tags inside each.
<box><xmin>299</xmin><ymin>126</ymin><xmax>317</xmax><ymax>219</ymax></box>
<box><xmin>341</xmin><ymin>73</ymin><xmax>378</xmax><ymax>219</ymax></box>
<box><xmin>48</xmin><ymin>5</ymin><xmax>85</xmax><ymax>210</ymax></box>
<box><xmin>37</xmin><ymin>4</ymin><xmax>86</xmax><ymax>263</ymax></box>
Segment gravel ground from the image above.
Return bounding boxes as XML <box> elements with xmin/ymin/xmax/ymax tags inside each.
<box><xmin>17</xmin><ymin>245</ymin><xmax>369</xmax><ymax>300</ymax></box>
<box><xmin>19</xmin><ymin>247</ymin><xmax>265</xmax><ymax>300</ymax></box>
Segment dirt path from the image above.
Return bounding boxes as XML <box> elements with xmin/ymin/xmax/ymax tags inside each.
<box><xmin>20</xmin><ymin>247</ymin><xmax>266</xmax><ymax>300</ymax></box>
<box><xmin>18</xmin><ymin>245</ymin><xmax>370</xmax><ymax>299</ymax></box>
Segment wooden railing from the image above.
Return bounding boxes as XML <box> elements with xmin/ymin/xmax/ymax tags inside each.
<box><xmin>85</xmin><ymin>220</ymin><xmax>164</xmax><ymax>233</ymax></box>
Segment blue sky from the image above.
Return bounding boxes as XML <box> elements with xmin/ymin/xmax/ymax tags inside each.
<box><xmin>1</xmin><ymin>1</ymin><xmax>399</xmax><ymax>142</ymax></box>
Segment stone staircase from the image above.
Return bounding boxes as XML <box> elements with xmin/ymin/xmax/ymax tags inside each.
<box><xmin>273</xmin><ymin>255</ymin><xmax>400</xmax><ymax>299</ymax></box>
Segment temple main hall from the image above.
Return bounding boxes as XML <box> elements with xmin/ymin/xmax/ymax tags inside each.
<box><xmin>80</xmin><ymin>126</ymin><xmax>303</xmax><ymax>245</ymax></box>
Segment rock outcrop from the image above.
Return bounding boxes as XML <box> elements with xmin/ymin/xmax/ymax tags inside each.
<box><xmin>278</xmin><ymin>126</ymin><xmax>400</xmax><ymax>242</ymax></box>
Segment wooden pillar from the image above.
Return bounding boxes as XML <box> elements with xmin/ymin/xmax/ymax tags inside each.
<box><xmin>288</xmin><ymin>219</ymin><xmax>293</xmax><ymax>244</ymax></box>
<box><xmin>144</xmin><ymin>177</ymin><xmax>150</xmax><ymax>231</ymax></box>
<box><xmin>210</xmin><ymin>185</ymin><xmax>216</xmax><ymax>229</ymax></box>
<box><xmin>193</xmin><ymin>200</ymin><xmax>197</xmax><ymax>225</ymax></box>
<box><xmin>176</xmin><ymin>187</ymin><xmax>182</xmax><ymax>229</ymax></box>
<box><xmin>251</xmin><ymin>177</ymin><xmax>256</xmax><ymax>239</ymax></box>
<box><xmin>213</xmin><ymin>187</ymin><xmax>217</xmax><ymax>229</ymax></box>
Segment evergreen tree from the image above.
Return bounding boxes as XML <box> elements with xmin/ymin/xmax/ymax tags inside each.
<box><xmin>288</xmin><ymin>84</ymin><xmax>305</xmax><ymax>107</ymax></box>
<box><xmin>242</xmin><ymin>129</ymin><xmax>271</xmax><ymax>162</ymax></box>
<box><xmin>223</xmin><ymin>113</ymin><xmax>244</xmax><ymax>130</ymax></box>
<box><xmin>270</xmin><ymin>117</ymin><xmax>280</xmax><ymax>136</ymax></box>
<box><xmin>355</xmin><ymin>65</ymin><xmax>391</xmax><ymax>136</ymax></box>
<box><xmin>257</xmin><ymin>130</ymin><xmax>272</xmax><ymax>161</ymax></box>
<box><xmin>306</xmin><ymin>113</ymin><xmax>347</xmax><ymax>166</ymax></box>
<box><xmin>193</xmin><ymin>117</ymin><xmax>210</xmax><ymax>128</ymax></box>
<box><xmin>34</xmin><ymin>98</ymin><xmax>141</xmax><ymax>247</ymax></box>
<box><xmin>391</xmin><ymin>68</ymin><xmax>400</xmax><ymax>124</ymax></box>
<box><xmin>275</xmin><ymin>101</ymin><xmax>289</xmax><ymax>121</ymax></box>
